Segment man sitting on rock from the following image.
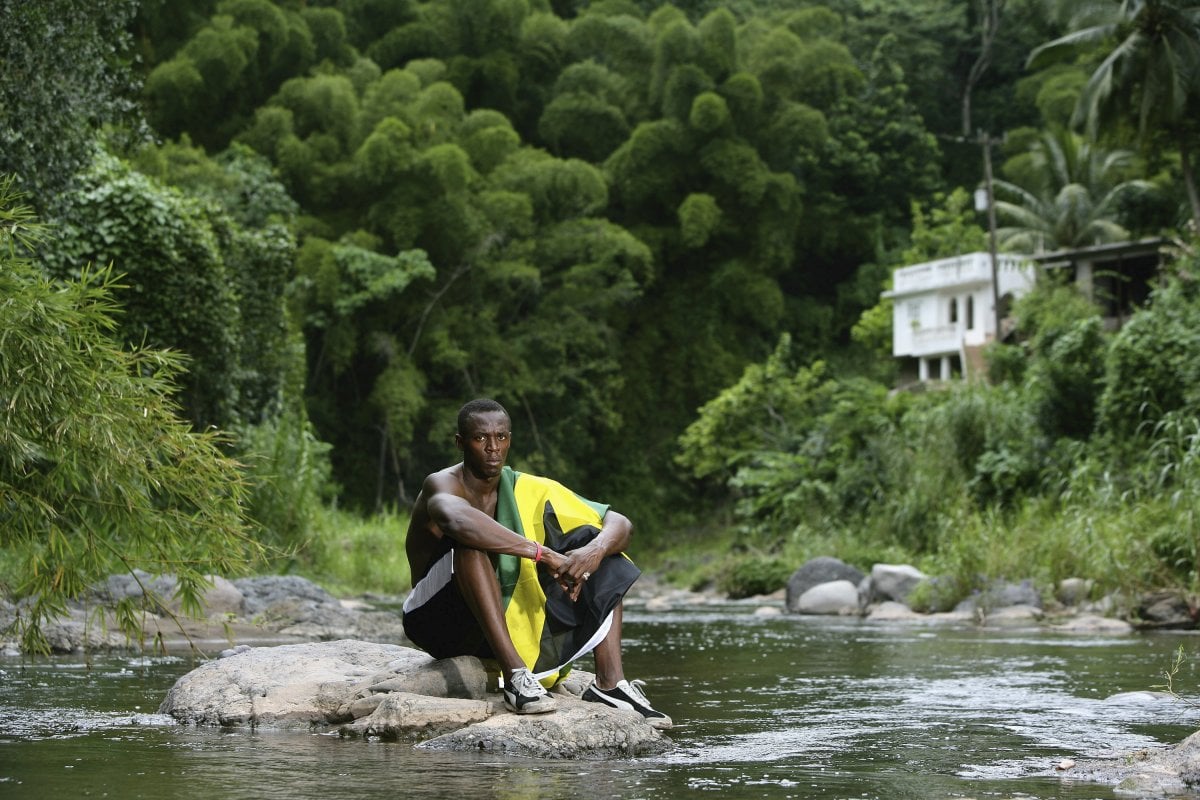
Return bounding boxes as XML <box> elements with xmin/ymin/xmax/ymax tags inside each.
<box><xmin>402</xmin><ymin>398</ymin><xmax>671</xmax><ymax>729</ymax></box>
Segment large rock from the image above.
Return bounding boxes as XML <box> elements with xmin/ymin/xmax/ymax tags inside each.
<box><xmin>160</xmin><ymin>639</ymin><xmax>423</xmax><ymax>726</ymax></box>
<box><xmin>158</xmin><ymin>639</ymin><xmax>672</xmax><ymax>757</ymax></box>
<box><xmin>864</xmin><ymin>564</ymin><xmax>927</xmax><ymax>604</ymax></box>
<box><xmin>1061</xmin><ymin>726</ymin><xmax>1200</xmax><ymax>796</ymax></box>
<box><xmin>1134</xmin><ymin>590</ymin><xmax>1195</xmax><ymax>629</ymax></box>
<box><xmin>90</xmin><ymin>570</ymin><xmax>244</xmax><ymax>617</ymax></box>
<box><xmin>785</xmin><ymin>558</ymin><xmax>865</xmax><ymax>613</ymax></box>
<box><xmin>233</xmin><ymin>576</ymin><xmax>408</xmax><ymax>642</ymax></box>
<box><xmin>235</xmin><ymin>575</ymin><xmax>339</xmax><ymax>615</ymax></box>
<box><xmin>418</xmin><ymin>701</ymin><xmax>673</xmax><ymax>758</ymax></box>
<box><xmin>1056</xmin><ymin>577</ymin><xmax>1093</xmax><ymax>607</ymax></box>
<box><xmin>795</xmin><ymin>580</ymin><xmax>860</xmax><ymax>615</ymax></box>
<box><xmin>345</xmin><ymin>692</ymin><xmax>492</xmax><ymax>740</ymax></box>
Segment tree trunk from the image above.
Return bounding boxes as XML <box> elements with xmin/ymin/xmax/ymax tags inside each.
<box><xmin>962</xmin><ymin>0</ymin><xmax>1005</xmax><ymax>136</ymax></box>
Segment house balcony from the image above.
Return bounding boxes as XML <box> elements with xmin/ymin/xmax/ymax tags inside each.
<box><xmin>887</xmin><ymin>252</ymin><xmax>1030</xmax><ymax>298</ymax></box>
<box><xmin>909</xmin><ymin>323</ymin><xmax>989</xmax><ymax>357</ymax></box>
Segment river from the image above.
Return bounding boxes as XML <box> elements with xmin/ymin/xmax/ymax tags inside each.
<box><xmin>2</xmin><ymin>600</ymin><xmax>1198</xmax><ymax>799</ymax></box>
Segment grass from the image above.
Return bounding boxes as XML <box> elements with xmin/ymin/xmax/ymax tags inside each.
<box><xmin>257</xmin><ymin>460</ymin><xmax>1200</xmax><ymax>607</ymax></box>
<box><xmin>281</xmin><ymin>505</ymin><xmax>412</xmax><ymax>597</ymax></box>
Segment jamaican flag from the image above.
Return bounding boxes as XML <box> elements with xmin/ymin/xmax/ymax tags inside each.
<box><xmin>494</xmin><ymin>466</ymin><xmax>640</xmax><ymax>686</ymax></box>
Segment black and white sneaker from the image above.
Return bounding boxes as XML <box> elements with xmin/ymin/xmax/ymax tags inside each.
<box><xmin>582</xmin><ymin>679</ymin><xmax>672</xmax><ymax>729</ymax></box>
<box><xmin>503</xmin><ymin>668</ymin><xmax>556</xmax><ymax>714</ymax></box>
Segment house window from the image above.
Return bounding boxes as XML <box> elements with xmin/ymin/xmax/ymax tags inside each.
<box><xmin>948</xmin><ymin>297</ymin><xmax>958</xmax><ymax>324</ymax></box>
<box><xmin>966</xmin><ymin>295</ymin><xmax>975</xmax><ymax>330</ymax></box>
<box><xmin>907</xmin><ymin>301</ymin><xmax>921</xmax><ymax>327</ymax></box>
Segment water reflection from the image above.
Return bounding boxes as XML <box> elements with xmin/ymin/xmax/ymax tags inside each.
<box><xmin>1</xmin><ymin>604</ymin><xmax>1199</xmax><ymax>799</ymax></box>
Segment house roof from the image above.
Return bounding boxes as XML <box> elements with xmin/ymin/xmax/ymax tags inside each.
<box><xmin>1028</xmin><ymin>237</ymin><xmax>1171</xmax><ymax>270</ymax></box>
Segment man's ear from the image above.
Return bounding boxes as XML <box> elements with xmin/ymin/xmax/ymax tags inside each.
<box><xmin>453</xmin><ymin>433</ymin><xmax>463</xmax><ymax>452</ymax></box>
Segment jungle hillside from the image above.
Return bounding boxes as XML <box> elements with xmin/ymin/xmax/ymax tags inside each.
<box><xmin>4</xmin><ymin>0</ymin><xmax>1200</xmax><ymax>641</ymax></box>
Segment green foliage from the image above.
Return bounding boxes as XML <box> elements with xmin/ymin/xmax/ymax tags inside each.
<box><xmin>677</xmin><ymin>192</ymin><xmax>722</xmax><ymax>248</ymax></box>
<box><xmin>1027</xmin><ymin>0</ymin><xmax>1200</xmax><ymax>229</ymax></box>
<box><xmin>1099</xmin><ymin>276</ymin><xmax>1200</xmax><ymax>442</ymax></box>
<box><xmin>0</xmin><ymin>0</ymin><xmax>144</xmax><ymax>202</ymax></box>
<box><xmin>0</xmin><ymin>180</ymin><xmax>258</xmax><ymax>653</ymax></box>
<box><xmin>718</xmin><ymin>554</ymin><xmax>792</xmax><ymax>599</ymax></box>
<box><xmin>143</xmin><ymin>0</ymin><xmax>330</xmax><ymax>149</ymax></box>
<box><xmin>296</xmin><ymin>507</ymin><xmax>411</xmax><ymax>596</ymax></box>
<box><xmin>902</xmin><ymin>188</ymin><xmax>988</xmax><ymax>263</ymax></box>
<box><xmin>124</xmin><ymin>0</ymin><xmax>1188</xmax><ymax>564</ymax></box>
<box><xmin>997</xmin><ymin>276</ymin><xmax>1109</xmax><ymax>439</ymax></box>
<box><xmin>236</xmin><ymin>406</ymin><xmax>333</xmax><ymax>553</ymax></box>
<box><xmin>677</xmin><ymin>335</ymin><xmax>815</xmax><ymax>482</ymax></box>
<box><xmin>994</xmin><ymin>128</ymin><xmax>1157</xmax><ymax>252</ymax></box>
<box><xmin>41</xmin><ymin>153</ymin><xmax>241</xmax><ymax>428</ymax></box>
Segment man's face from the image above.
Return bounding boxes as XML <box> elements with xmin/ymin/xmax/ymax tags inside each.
<box><xmin>457</xmin><ymin>410</ymin><xmax>511</xmax><ymax>479</ymax></box>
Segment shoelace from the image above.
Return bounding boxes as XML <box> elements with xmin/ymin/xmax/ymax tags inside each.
<box><xmin>626</xmin><ymin>679</ymin><xmax>652</xmax><ymax>705</ymax></box>
<box><xmin>511</xmin><ymin>670</ymin><xmax>546</xmax><ymax>697</ymax></box>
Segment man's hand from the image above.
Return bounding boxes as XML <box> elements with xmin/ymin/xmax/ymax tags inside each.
<box><xmin>541</xmin><ymin>544</ymin><xmax>604</xmax><ymax>602</ymax></box>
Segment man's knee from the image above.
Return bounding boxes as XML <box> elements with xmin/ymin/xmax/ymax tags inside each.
<box><xmin>452</xmin><ymin>546</ymin><xmax>500</xmax><ymax>593</ymax></box>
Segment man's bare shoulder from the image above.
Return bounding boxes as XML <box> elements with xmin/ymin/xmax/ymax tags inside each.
<box><xmin>421</xmin><ymin>463</ymin><xmax>466</xmax><ymax>499</ymax></box>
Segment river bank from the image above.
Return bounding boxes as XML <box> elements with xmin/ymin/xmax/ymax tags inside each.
<box><xmin>2</xmin><ymin>555</ymin><xmax>1195</xmax><ymax>658</ymax></box>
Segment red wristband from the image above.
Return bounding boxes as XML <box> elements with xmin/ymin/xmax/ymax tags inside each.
<box><xmin>533</xmin><ymin>542</ymin><xmax>542</xmax><ymax>562</ymax></box>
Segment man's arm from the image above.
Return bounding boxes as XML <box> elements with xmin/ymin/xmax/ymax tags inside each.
<box><xmin>427</xmin><ymin>490</ymin><xmax>539</xmax><ymax>558</ymax></box>
<box><xmin>421</xmin><ymin>473</ymin><xmax>577</xmax><ymax>594</ymax></box>
<box><xmin>553</xmin><ymin>510</ymin><xmax>633</xmax><ymax>594</ymax></box>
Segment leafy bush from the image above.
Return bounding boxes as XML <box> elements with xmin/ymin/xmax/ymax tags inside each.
<box><xmin>718</xmin><ymin>555</ymin><xmax>792</xmax><ymax>599</ymax></box>
<box><xmin>1099</xmin><ymin>278</ymin><xmax>1200</xmax><ymax>442</ymax></box>
<box><xmin>0</xmin><ymin>179</ymin><xmax>257</xmax><ymax>652</ymax></box>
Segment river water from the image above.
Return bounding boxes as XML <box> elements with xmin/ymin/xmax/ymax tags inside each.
<box><xmin>2</xmin><ymin>600</ymin><xmax>1199</xmax><ymax>799</ymax></box>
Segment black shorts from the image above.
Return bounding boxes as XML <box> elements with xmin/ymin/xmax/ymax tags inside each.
<box><xmin>401</xmin><ymin>547</ymin><xmax>496</xmax><ymax>660</ymax></box>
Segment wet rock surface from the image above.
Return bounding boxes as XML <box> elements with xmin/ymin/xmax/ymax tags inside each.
<box><xmin>158</xmin><ymin>639</ymin><xmax>671</xmax><ymax>758</ymax></box>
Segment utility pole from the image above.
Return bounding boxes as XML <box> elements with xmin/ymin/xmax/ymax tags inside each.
<box><xmin>977</xmin><ymin>131</ymin><xmax>1002</xmax><ymax>343</ymax></box>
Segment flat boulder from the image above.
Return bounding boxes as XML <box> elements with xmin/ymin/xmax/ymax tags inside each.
<box><xmin>344</xmin><ymin>692</ymin><xmax>493</xmax><ymax>740</ymax></box>
<box><xmin>418</xmin><ymin>700</ymin><xmax>673</xmax><ymax>759</ymax></box>
<box><xmin>159</xmin><ymin>639</ymin><xmax>423</xmax><ymax>727</ymax></box>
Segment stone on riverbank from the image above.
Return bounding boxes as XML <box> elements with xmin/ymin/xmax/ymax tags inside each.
<box><xmin>158</xmin><ymin>639</ymin><xmax>671</xmax><ymax>757</ymax></box>
<box><xmin>1134</xmin><ymin>590</ymin><xmax>1196</xmax><ymax>629</ymax></box>
<box><xmin>796</xmin><ymin>580</ymin><xmax>860</xmax><ymax>615</ymax></box>
<box><xmin>864</xmin><ymin>564</ymin><xmax>927</xmax><ymax>605</ymax></box>
<box><xmin>1050</xmin><ymin>614</ymin><xmax>1133</xmax><ymax>634</ymax></box>
<box><xmin>785</xmin><ymin>558</ymin><xmax>865</xmax><ymax>613</ymax></box>
<box><xmin>0</xmin><ymin>573</ymin><xmax>411</xmax><ymax>655</ymax></box>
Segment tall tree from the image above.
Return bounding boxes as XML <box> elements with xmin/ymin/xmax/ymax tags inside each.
<box><xmin>992</xmin><ymin>127</ymin><xmax>1156</xmax><ymax>250</ymax></box>
<box><xmin>963</xmin><ymin>0</ymin><xmax>1007</xmax><ymax>135</ymax></box>
<box><xmin>0</xmin><ymin>0</ymin><xmax>143</xmax><ymax>203</ymax></box>
<box><xmin>1028</xmin><ymin>0</ymin><xmax>1200</xmax><ymax>231</ymax></box>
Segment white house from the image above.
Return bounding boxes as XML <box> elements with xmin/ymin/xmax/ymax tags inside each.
<box><xmin>883</xmin><ymin>251</ymin><xmax>1035</xmax><ymax>382</ymax></box>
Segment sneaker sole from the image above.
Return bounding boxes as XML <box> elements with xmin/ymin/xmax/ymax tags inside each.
<box><xmin>583</xmin><ymin>688</ymin><xmax>672</xmax><ymax>729</ymax></box>
<box><xmin>505</xmin><ymin>696</ymin><xmax>557</xmax><ymax>714</ymax></box>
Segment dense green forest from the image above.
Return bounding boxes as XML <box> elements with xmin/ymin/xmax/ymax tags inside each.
<box><xmin>4</xmin><ymin>0</ymin><xmax>1200</xmax><ymax>638</ymax></box>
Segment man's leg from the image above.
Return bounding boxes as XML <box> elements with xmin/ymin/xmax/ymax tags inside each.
<box><xmin>581</xmin><ymin>598</ymin><xmax>672</xmax><ymax>729</ymax></box>
<box><xmin>591</xmin><ymin>600</ymin><xmax>626</xmax><ymax>690</ymax></box>
<box><xmin>451</xmin><ymin>546</ymin><xmax>524</xmax><ymax>679</ymax></box>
